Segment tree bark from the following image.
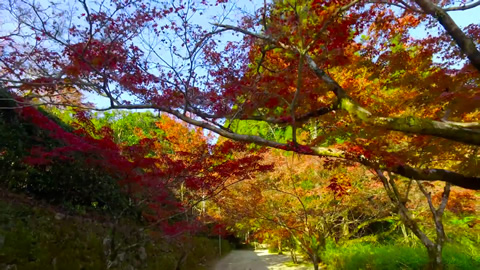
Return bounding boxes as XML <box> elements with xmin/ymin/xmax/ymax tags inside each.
<box><xmin>290</xmin><ymin>248</ymin><xmax>298</xmax><ymax>264</ymax></box>
<box><xmin>377</xmin><ymin>171</ymin><xmax>450</xmax><ymax>270</ymax></box>
<box><xmin>312</xmin><ymin>253</ymin><xmax>319</xmax><ymax>270</ymax></box>
<box><xmin>417</xmin><ymin>182</ymin><xmax>451</xmax><ymax>270</ymax></box>
<box><xmin>414</xmin><ymin>0</ymin><xmax>480</xmax><ymax>73</ymax></box>
<box><xmin>427</xmin><ymin>245</ymin><xmax>444</xmax><ymax>270</ymax></box>
<box><xmin>213</xmin><ymin>23</ymin><xmax>480</xmax><ymax>146</ymax></box>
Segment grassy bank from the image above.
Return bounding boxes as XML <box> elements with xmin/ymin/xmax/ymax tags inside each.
<box><xmin>321</xmin><ymin>241</ymin><xmax>480</xmax><ymax>270</ymax></box>
<box><xmin>0</xmin><ymin>190</ymin><xmax>231</xmax><ymax>270</ymax></box>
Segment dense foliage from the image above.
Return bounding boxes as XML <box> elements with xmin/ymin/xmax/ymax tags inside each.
<box><xmin>1</xmin><ymin>0</ymin><xmax>479</xmax><ymax>189</ymax></box>
<box><xmin>1</xmin><ymin>0</ymin><xmax>480</xmax><ymax>269</ymax></box>
<box><xmin>0</xmin><ymin>191</ymin><xmax>232</xmax><ymax>270</ymax></box>
<box><xmin>0</xmin><ymin>90</ymin><xmax>262</xmax><ymax>269</ymax></box>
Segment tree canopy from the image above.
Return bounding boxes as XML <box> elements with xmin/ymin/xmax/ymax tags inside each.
<box><xmin>1</xmin><ymin>0</ymin><xmax>479</xmax><ymax>190</ymax></box>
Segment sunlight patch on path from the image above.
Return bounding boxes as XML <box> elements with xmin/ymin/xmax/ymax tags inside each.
<box><xmin>213</xmin><ymin>249</ymin><xmax>310</xmax><ymax>270</ymax></box>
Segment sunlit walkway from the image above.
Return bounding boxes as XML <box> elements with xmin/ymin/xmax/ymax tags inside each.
<box><xmin>213</xmin><ymin>249</ymin><xmax>310</xmax><ymax>270</ymax></box>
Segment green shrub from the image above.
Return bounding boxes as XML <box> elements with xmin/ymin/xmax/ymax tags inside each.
<box><xmin>182</xmin><ymin>237</ymin><xmax>232</xmax><ymax>270</ymax></box>
<box><xmin>321</xmin><ymin>241</ymin><xmax>480</xmax><ymax>270</ymax></box>
<box><xmin>443</xmin><ymin>244</ymin><xmax>480</xmax><ymax>270</ymax></box>
<box><xmin>0</xmin><ymin>107</ymin><xmax>136</xmax><ymax>217</ymax></box>
<box><xmin>0</xmin><ymin>201</ymin><xmax>106</xmax><ymax>269</ymax></box>
<box><xmin>268</xmin><ymin>245</ymin><xmax>279</xmax><ymax>253</ymax></box>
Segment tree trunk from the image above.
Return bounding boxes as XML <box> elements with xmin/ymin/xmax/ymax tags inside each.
<box><xmin>290</xmin><ymin>248</ymin><xmax>297</xmax><ymax>264</ymax></box>
<box><xmin>376</xmin><ymin>172</ymin><xmax>450</xmax><ymax>270</ymax></box>
<box><xmin>427</xmin><ymin>245</ymin><xmax>443</xmax><ymax>270</ymax></box>
<box><xmin>312</xmin><ymin>254</ymin><xmax>319</xmax><ymax>270</ymax></box>
<box><xmin>175</xmin><ymin>251</ymin><xmax>188</xmax><ymax>270</ymax></box>
<box><xmin>426</xmin><ymin>218</ymin><xmax>447</xmax><ymax>270</ymax></box>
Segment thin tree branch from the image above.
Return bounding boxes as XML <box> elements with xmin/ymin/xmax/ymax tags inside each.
<box><xmin>443</xmin><ymin>0</ymin><xmax>480</xmax><ymax>11</ymax></box>
<box><xmin>414</xmin><ymin>0</ymin><xmax>480</xmax><ymax>72</ymax></box>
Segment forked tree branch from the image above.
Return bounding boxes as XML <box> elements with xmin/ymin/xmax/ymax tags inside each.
<box><xmin>2</xmin><ymin>84</ymin><xmax>479</xmax><ymax>190</ymax></box>
<box><xmin>443</xmin><ymin>0</ymin><xmax>480</xmax><ymax>11</ymax></box>
<box><xmin>414</xmin><ymin>0</ymin><xmax>480</xmax><ymax>72</ymax></box>
<box><xmin>215</xmin><ymin>23</ymin><xmax>480</xmax><ymax>146</ymax></box>
<box><xmin>108</xmin><ymin>102</ymin><xmax>480</xmax><ymax>190</ymax></box>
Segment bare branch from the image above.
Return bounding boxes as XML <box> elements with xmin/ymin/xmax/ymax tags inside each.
<box><xmin>290</xmin><ymin>54</ymin><xmax>304</xmax><ymax>144</ymax></box>
<box><xmin>216</xmin><ymin>18</ymin><xmax>480</xmax><ymax>147</ymax></box>
<box><xmin>443</xmin><ymin>0</ymin><xmax>480</xmax><ymax>11</ymax></box>
<box><xmin>244</xmin><ymin>105</ymin><xmax>336</xmax><ymax>125</ymax></box>
<box><xmin>414</xmin><ymin>0</ymin><xmax>480</xmax><ymax>72</ymax></box>
<box><xmin>437</xmin><ymin>183</ymin><xmax>451</xmax><ymax>216</ymax></box>
<box><xmin>440</xmin><ymin>120</ymin><xmax>480</xmax><ymax>129</ymax></box>
<box><xmin>416</xmin><ymin>180</ymin><xmax>437</xmax><ymax>216</ymax></box>
<box><xmin>368</xmin><ymin>0</ymin><xmax>423</xmax><ymax>13</ymax></box>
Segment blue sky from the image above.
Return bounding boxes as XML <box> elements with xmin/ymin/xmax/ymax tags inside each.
<box><xmin>411</xmin><ymin>5</ymin><xmax>480</xmax><ymax>38</ymax></box>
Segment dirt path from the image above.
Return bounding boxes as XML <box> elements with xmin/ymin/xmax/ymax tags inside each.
<box><xmin>212</xmin><ymin>249</ymin><xmax>310</xmax><ymax>270</ymax></box>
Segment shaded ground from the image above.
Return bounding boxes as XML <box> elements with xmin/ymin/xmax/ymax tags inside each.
<box><xmin>213</xmin><ymin>249</ymin><xmax>310</xmax><ymax>270</ymax></box>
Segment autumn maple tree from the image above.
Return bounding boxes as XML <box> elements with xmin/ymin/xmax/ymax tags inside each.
<box><xmin>211</xmin><ymin>150</ymin><xmax>391</xmax><ymax>269</ymax></box>
<box><xmin>0</xmin><ymin>93</ymin><xmax>268</xmax><ymax>237</ymax></box>
<box><xmin>1</xmin><ymin>0</ymin><xmax>479</xmax><ymax>190</ymax></box>
<box><xmin>1</xmin><ymin>0</ymin><xmax>479</xmax><ymax>268</ymax></box>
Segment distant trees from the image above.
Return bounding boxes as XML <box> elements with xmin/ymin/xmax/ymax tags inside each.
<box><xmin>211</xmin><ymin>149</ymin><xmax>391</xmax><ymax>270</ymax></box>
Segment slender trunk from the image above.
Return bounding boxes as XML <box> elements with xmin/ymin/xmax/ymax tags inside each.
<box><xmin>426</xmin><ymin>215</ymin><xmax>447</xmax><ymax>270</ymax></box>
<box><xmin>375</xmin><ymin>172</ymin><xmax>450</xmax><ymax>270</ymax></box>
<box><xmin>425</xmin><ymin>224</ymin><xmax>446</xmax><ymax>270</ymax></box>
<box><xmin>419</xmin><ymin>182</ymin><xmax>450</xmax><ymax>270</ymax></box>
<box><xmin>290</xmin><ymin>248</ymin><xmax>297</xmax><ymax>264</ymax></box>
<box><xmin>427</xmin><ymin>245</ymin><xmax>443</xmax><ymax>270</ymax></box>
<box><xmin>312</xmin><ymin>253</ymin><xmax>319</xmax><ymax>270</ymax></box>
<box><xmin>175</xmin><ymin>251</ymin><xmax>188</xmax><ymax>270</ymax></box>
<box><xmin>289</xmin><ymin>239</ymin><xmax>297</xmax><ymax>264</ymax></box>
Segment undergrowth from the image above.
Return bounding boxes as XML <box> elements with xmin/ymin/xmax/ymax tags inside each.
<box><xmin>0</xmin><ymin>196</ymin><xmax>231</xmax><ymax>270</ymax></box>
<box><xmin>321</xmin><ymin>241</ymin><xmax>480</xmax><ymax>270</ymax></box>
